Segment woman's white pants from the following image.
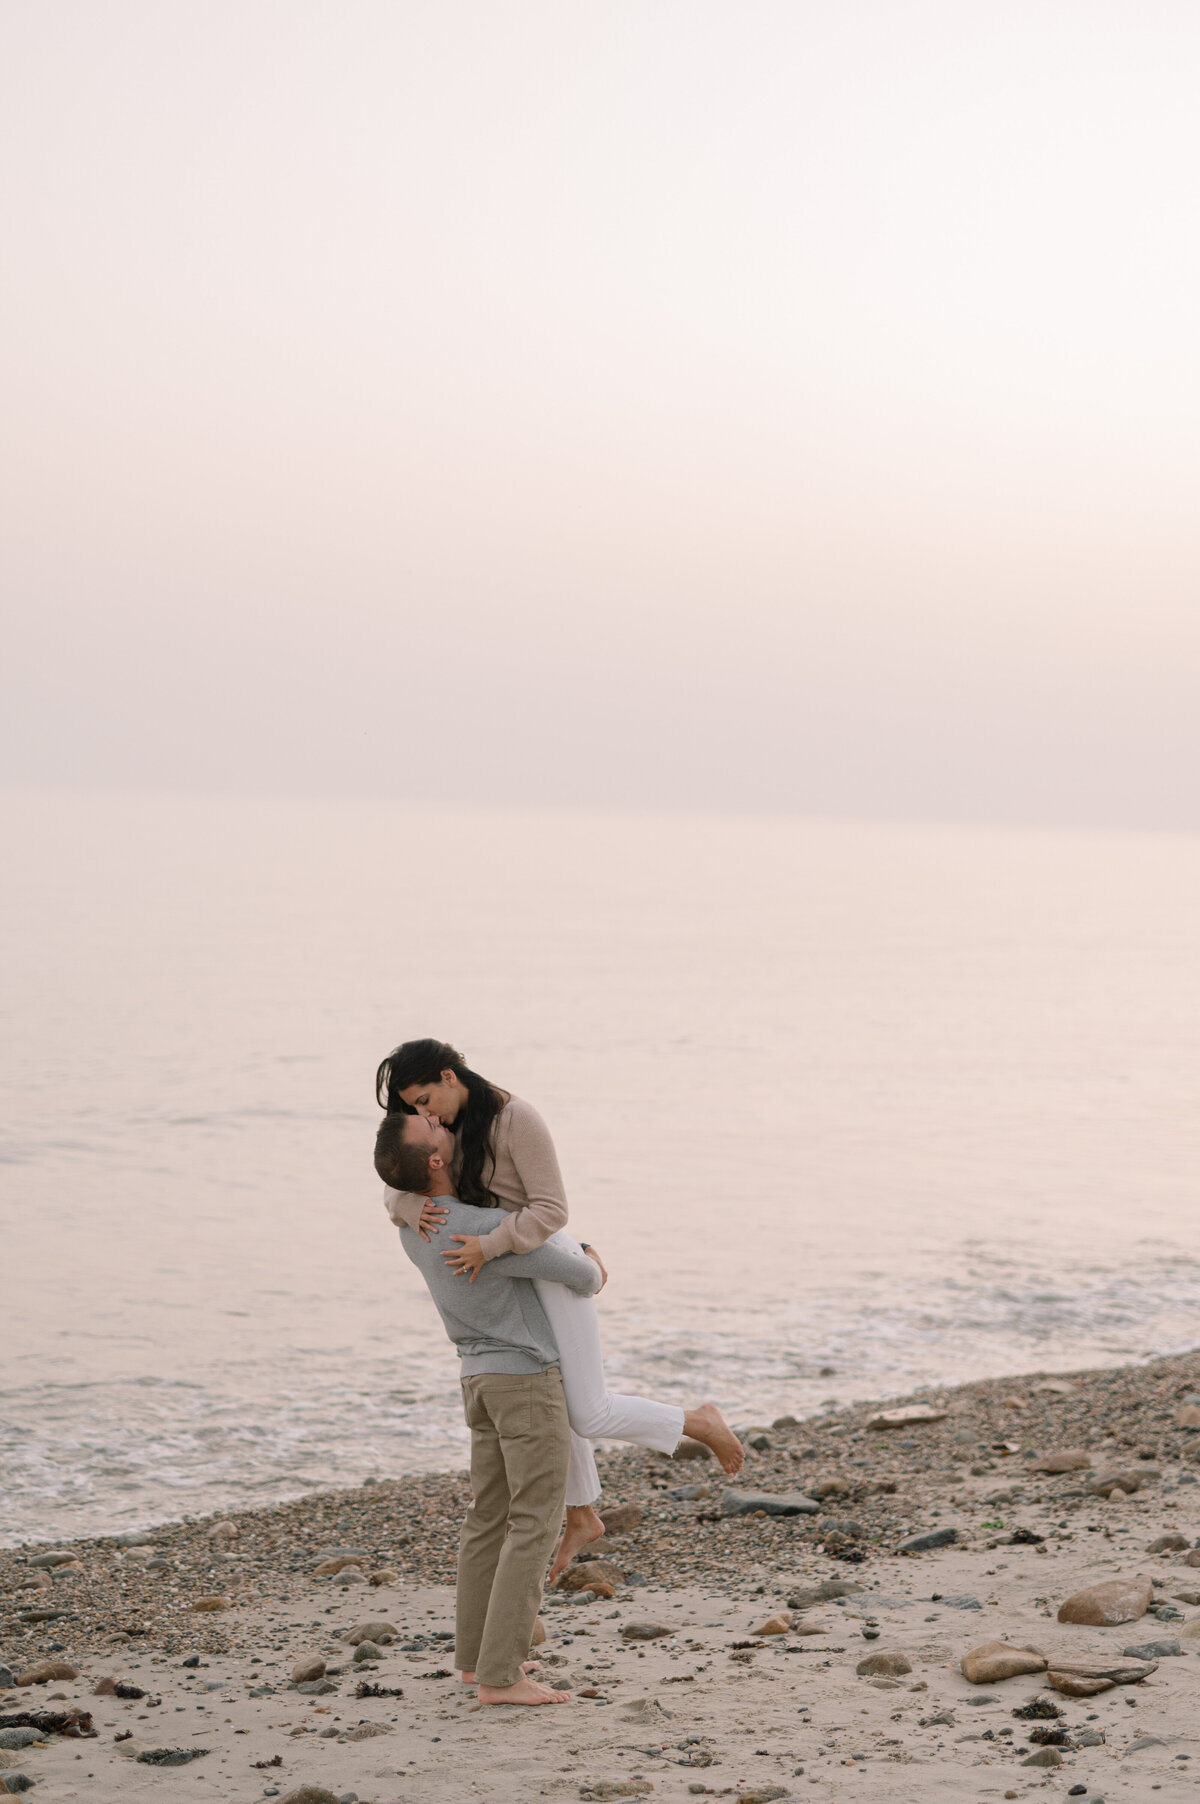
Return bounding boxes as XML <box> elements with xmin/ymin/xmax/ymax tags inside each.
<box><xmin>532</xmin><ymin>1236</ymin><xmax>685</xmax><ymax>1507</ymax></box>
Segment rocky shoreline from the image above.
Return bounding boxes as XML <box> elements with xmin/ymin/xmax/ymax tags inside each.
<box><xmin>6</xmin><ymin>1348</ymin><xmax>1200</xmax><ymax>1800</ymax></box>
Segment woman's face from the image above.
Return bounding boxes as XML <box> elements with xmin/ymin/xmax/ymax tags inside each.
<box><xmin>397</xmin><ymin>1069</ymin><xmax>466</xmax><ymax>1126</ymax></box>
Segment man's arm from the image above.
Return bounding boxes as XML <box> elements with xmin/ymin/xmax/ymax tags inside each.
<box><xmin>485</xmin><ymin>1237</ymin><xmax>602</xmax><ymax>1295</ymax></box>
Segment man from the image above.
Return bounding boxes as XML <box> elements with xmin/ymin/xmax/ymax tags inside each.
<box><xmin>375</xmin><ymin>1109</ymin><xmax>603</xmax><ymax>1707</ymax></box>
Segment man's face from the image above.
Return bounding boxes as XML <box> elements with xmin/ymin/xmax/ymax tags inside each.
<box><xmin>405</xmin><ymin>1111</ymin><xmax>454</xmax><ymax>1169</ymax></box>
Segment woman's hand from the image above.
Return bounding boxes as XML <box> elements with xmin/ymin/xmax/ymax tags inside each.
<box><xmin>418</xmin><ymin>1199</ymin><xmax>450</xmax><ymax>1242</ymax></box>
<box><xmin>582</xmin><ymin>1244</ymin><xmax>608</xmax><ymax>1290</ymax></box>
<box><xmin>442</xmin><ymin>1234</ymin><xmax>486</xmax><ymax>1281</ymax></box>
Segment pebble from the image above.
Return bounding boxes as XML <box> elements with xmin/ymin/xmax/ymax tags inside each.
<box><xmin>1121</xmin><ymin>1638</ymin><xmax>1181</xmax><ymax>1659</ymax></box>
<box><xmin>138</xmin><ymin>1746</ymin><xmax>210</xmax><ymax>1766</ymax></box>
<box><xmin>278</xmin><ymin>1788</ymin><xmax>343</xmax><ymax>1804</ymax></box>
<box><xmin>960</xmin><ymin>1642</ymin><xmax>1047</xmax><ymax>1684</ymax></box>
<box><xmin>0</xmin><ymin>1733</ymin><xmax>41</xmax><ymax>1752</ymax></box>
<box><xmin>27</xmin><ymin>1552</ymin><xmax>74</xmax><ymax>1570</ymax></box>
<box><xmin>352</xmin><ymin>1642</ymin><xmax>382</xmax><ymax>1664</ymax></box>
<box><xmin>1057</xmin><ymin>1575</ymin><xmax>1153</xmax><ymax>1626</ymax></box>
<box><xmin>368</xmin><ymin>1569</ymin><xmax>398</xmax><ymax>1586</ymax></box>
<box><xmin>0</xmin><ymin>1670</ymin><xmax>15</xmax><ymax>1691</ymax></box>
<box><xmin>898</xmin><ymin>1527</ymin><xmax>957</xmax><ymax>1553</ymax></box>
<box><xmin>671</xmin><ymin>1439</ymin><xmax>714</xmax><ymax>1462</ymax></box>
<box><xmin>1123</xmin><ymin>1735</ymin><xmax>1167</xmax><ymax>1755</ymax></box>
<box><xmin>855</xmin><ymin>1651</ymin><xmax>911</xmax><ymax>1677</ymax></box>
<box><xmin>620</xmin><ymin>1622</ymin><xmax>672</xmax><ymax>1641</ymax></box>
<box><xmin>719</xmin><ymin>1488</ymin><xmax>818</xmax><ymax>1518</ymax></box>
<box><xmin>206</xmin><ymin>1520</ymin><xmax>238</xmax><ymax>1541</ymax></box>
<box><xmin>1</xmin><ymin>1775</ymin><xmax>36</xmax><ymax>1794</ymax></box>
<box><xmin>1147</xmin><ymin>1532</ymin><xmax>1189</xmax><ymax>1553</ymax></box>
<box><xmin>190</xmin><ymin>1595</ymin><xmax>231</xmax><ymax>1612</ymax></box>
<box><xmin>938</xmin><ymin>1593</ymin><xmax>982</xmax><ymax>1609</ymax></box>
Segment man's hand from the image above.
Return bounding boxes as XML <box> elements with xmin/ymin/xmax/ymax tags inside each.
<box><xmin>583</xmin><ymin>1244</ymin><xmax>608</xmax><ymax>1290</ymax></box>
<box><xmin>418</xmin><ymin>1199</ymin><xmax>450</xmax><ymax>1242</ymax></box>
<box><xmin>442</xmin><ymin>1234</ymin><xmax>486</xmax><ymax>1281</ymax></box>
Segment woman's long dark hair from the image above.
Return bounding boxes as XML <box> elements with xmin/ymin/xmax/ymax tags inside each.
<box><xmin>375</xmin><ymin>1038</ymin><xmax>507</xmax><ymax>1205</ymax></box>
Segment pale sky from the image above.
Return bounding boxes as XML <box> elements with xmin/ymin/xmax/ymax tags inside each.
<box><xmin>4</xmin><ymin>1</ymin><xmax>1200</xmax><ymax>827</ymax></box>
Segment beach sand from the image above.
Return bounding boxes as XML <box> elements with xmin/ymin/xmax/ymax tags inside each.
<box><xmin>6</xmin><ymin>1351</ymin><xmax>1200</xmax><ymax>1801</ymax></box>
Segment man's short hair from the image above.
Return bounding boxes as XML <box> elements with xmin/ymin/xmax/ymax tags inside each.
<box><xmin>374</xmin><ymin>1112</ymin><xmax>434</xmax><ymax>1195</ymax></box>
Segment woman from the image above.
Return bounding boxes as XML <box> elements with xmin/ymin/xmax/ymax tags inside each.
<box><xmin>377</xmin><ymin>1038</ymin><xmax>743</xmax><ymax>1577</ymax></box>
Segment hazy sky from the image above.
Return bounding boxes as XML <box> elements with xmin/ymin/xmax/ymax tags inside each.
<box><xmin>4</xmin><ymin>1</ymin><xmax>1200</xmax><ymax>827</ymax></box>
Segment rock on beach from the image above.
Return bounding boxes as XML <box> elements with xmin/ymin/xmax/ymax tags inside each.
<box><xmin>865</xmin><ymin>1405</ymin><xmax>947</xmax><ymax>1429</ymax></box>
<box><xmin>1086</xmin><ymin>1468</ymin><xmax>1157</xmax><ymax>1497</ymax></box>
<box><xmin>1045</xmin><ymin>1656</ymin><xmax>1157</xmax><ymax>1697</ymax></box>
<box><xmin>290</xmin><ymin>1655</ymin><xmax>325</xmax><ymax>1683</ymax></box>
<box><xmin>961</xmin><ymin>1642</ymin><xmax>1047</xmax><ymax>1684</ymax></box>
<box><xmin>1033</xmin><ymin>1450</ymin><xmax>1091</xmax><ymax>1473</ymax></box>
<box><xmin>1057</xmin><ymin>1575</ymin><xmax>1153</xmax><ymax>1626</ymax></box>
<box><xmin>898</xmin><ymin>1526</ymin><xmax>957</xmax><ymax>1553</ymax></box>
<box><xmin>855</xmin><ymin>1651</ymin><xmax>911</xmax><ymax>1677</ymax></box>
<box><xmin>342</xmin><ymin>1619</ymin><xmax>397</xmax><ymax>1645</ymax></box>
<box><xmin>719</xmin><ymin>1488</ymin><xmax>818</xmax><ymax>1517</ymax></box>
<box><xmin>15</xmin><ymin>1661</ymin><xmax>77</xmax><ymax>1685</ymax></box>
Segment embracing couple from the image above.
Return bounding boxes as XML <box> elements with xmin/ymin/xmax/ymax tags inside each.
<box><xmin>373</xmin><ymin>1038</ymin><xmax>743</xmax><ymax>1709</ymax></box>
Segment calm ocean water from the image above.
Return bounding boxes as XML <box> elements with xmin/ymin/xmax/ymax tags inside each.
<box><xmin>3</xmin><ymin>787</ymin><xmax>1200</xmax><ymax>1546</ymax></box>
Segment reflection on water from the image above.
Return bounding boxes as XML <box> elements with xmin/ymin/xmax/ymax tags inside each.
<box><xmin>3</xmin><ymin>789</ymin><xmax>1200</xmax><ymax>1542</ymax></box>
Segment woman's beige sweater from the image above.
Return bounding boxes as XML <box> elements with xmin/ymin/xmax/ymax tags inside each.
<box><xmin>382</xmin><ymin>1095</ymin><xmax>569</xmax><ymax>1259</ymax></box>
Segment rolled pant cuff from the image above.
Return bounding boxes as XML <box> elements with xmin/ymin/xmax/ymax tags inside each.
<box><xmin>476</xmin><ymin>1664</ymin><xmax>522</xmax><ymax>1688</ymax></box>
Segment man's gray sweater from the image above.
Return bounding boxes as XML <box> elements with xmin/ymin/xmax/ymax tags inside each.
<box><xmin>396</xmin><ymin>1198</ymin><xmax>602</xmax><ymax>1375</ymax></box>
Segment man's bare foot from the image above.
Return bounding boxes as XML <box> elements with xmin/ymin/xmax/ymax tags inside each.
<box><xmin>682</xmin><ymin>1403</ymin><xmax>745</xmax><ymax>1475</ymax></box>
<box><xmin>549</xmin><ymin>1504</ymin><xmax>605</xmax><ymax>1582</ymax></box>
<box><xmin>477</xmin><ymin>1675</ymin><xmax>571</xmax><ymax>1706</ymax></box>
<box><xmin>461</xmin><ymin>1659</ymin><xmax>539</xmax><ymax>1684</ymax></box>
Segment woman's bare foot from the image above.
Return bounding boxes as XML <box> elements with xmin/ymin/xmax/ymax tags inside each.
<box><xmin>549</xmin><ymin>1504</ymin><xmax>605</xmax><ymax>1582</ymax></box>
<box><xmin>682</xmin><ymin>1403</ymin><xmax>745</xmax><ymax>1475</ymax></box>
<box><xmin>461</xmin><ymin>1659</ymin><xmax>539</xmax><ymax>1684</ymax></box>
<box><xmin>477</xmin><ymin>1676</ymin><xmax>571</xmax><ymax>1706</ymax></box>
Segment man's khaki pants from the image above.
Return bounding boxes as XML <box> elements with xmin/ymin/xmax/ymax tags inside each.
<box><xmin>456</xmin><ymin>1367</ymin><xmax>570</xmax><ymax>1687</ymax></box>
